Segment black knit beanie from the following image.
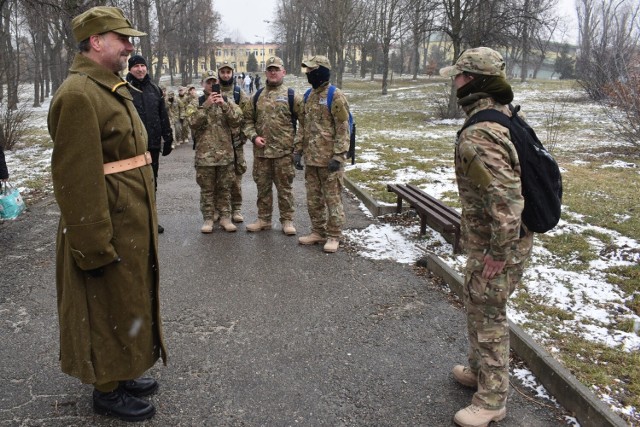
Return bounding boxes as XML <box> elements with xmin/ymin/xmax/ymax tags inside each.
<box><xmin>128</xmin><ymin>55</ymin><xmax>147</xmax><ymax>70</ymax></box>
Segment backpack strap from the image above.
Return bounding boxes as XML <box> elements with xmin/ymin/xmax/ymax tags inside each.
<box><xmin>288</xmin><ymin>87</ymin><xmax>297</xmax><ymax>133</ymax></box>
<box><xmin>326</xmin><ymin>84</ymin><xmax>336</xmax><ymax>112</ymax></box>
<box><xmin>252</xmin><ymin>87</ymin><xmax>265</xmax><ymax>116</ymax></box>
<box><xmin>233</xmin><ymin>85</ymin><xmax>241</xmax><ymax>105</ymax></box>
<box><xmin>303</xmin><ymin>88</ymin><xmax>311</xmax><ymax>103</ymax></box>
<box><xmin>459</xmin><ymin>108</ymin><xmax>512</xmax><ymax>137</ymax></box>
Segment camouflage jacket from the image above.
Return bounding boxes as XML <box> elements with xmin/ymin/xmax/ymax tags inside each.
<box><xmin>177</xmin><ymin>95</ymin><xmax>188</xmax><ymax>120</ymax></box>
<box><xmin>166</xmin><ymin>96</ymin><xmax>179</xmax><ymax>121</ymax></box>
<box><xmin>455</xmin><ymin>96</ymin><xmax>525</xmax><ymax>262</ymax></box>
<box><xmin>243</xmin><ymin>83</ymin><xmax>304</xmax><ymax>158</ymax></box>
<box><xmin>300</xmin><ymin>82</ymin><xmax>350</xmax><ymax>167</ymax></box>
<box><xmin>220</xmin><ymin>83</ymin><xmax>250</xmax><ymax>144</ymax></box>
<box><xmin>187</xmin><ymin>94</ymin><xmax>243</xmax><ymax>167</ymax></box>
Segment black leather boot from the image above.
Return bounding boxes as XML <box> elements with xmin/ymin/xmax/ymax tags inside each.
<box><xmin>121</xmin><ymin>377</ymin><xmax>159</xmax><ymax>397</ymax></box>
<box><xmin>93</xmin><ymin>387</ymin><xmax>155</xmax><ymax>421</ymax></box>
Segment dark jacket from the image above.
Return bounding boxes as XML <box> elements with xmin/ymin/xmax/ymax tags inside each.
<box><xmin>48</xmin><ymin>53</ymin><xmax>167</xmax><ymax>384</ymax></box>
<box><xmin>125</xmin><ymin>73</ymin><xmax>173</xmax><ymax>151</ymax></box>
<box><xmin>0</xmin><ymin>146</ymin><xmax>8</xmax><ymax>180</ymax></box>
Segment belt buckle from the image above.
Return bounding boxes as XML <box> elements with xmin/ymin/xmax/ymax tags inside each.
<box><xmin>144</xmin><ymin>151</ymin><xmax>152</xmax><ymax>165</ymax></box>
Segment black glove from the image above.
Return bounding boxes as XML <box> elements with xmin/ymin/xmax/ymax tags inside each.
<box><xmin>162</xmin><ymin>143</ymin><xmax>173</xmax><ymax>156</ymax></box>
<box><xmin>86</xmin><ymin>267</ymin><xmax>105</xmax><ymax>278</ymax></box>
<box><xmin>328</xmin><ymin>159</ymin><xmax>341</xmax><ymax>172</ymax></box>
<box><xmin>293</xmin><ymin>153</ymin><xmax>304</xmax><ymax>170</ymax></box>
<box><xmin>86</xmin><ymin>257</ymin><xmax>121</xmax><ymax>278</ymax></box>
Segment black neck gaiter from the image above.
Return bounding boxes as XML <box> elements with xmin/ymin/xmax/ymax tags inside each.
<box><xmin>306</xmin><ymin>67</ymin><xmax>331</xmax><ymax>89</ymax></box>
<box><xmin>456</xmin><ymin>74</ymin><xmax>514</xmax><ymax>105</ymax></box>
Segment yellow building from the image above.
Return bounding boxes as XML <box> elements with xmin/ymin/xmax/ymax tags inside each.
<box><xmin>215</xmin><ymin>39</ymin><xmax>280</xmax><ymax>73</ymax></box>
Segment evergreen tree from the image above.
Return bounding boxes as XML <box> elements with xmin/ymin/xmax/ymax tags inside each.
<box><xmin>247</xmin><ymin>53</ymin><xmax>259</xmax><ymax>72</ymax></box>
<box><xmin>554</xmin><ymin>44</ymin><xmax>576</xmax><ymax>80</ymax></box>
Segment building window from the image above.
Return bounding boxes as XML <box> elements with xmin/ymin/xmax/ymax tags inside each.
<box><xmin>269</xmin><ymin>49</ymin><xmax>273</xmax><ymax>54</ymax></box>
<box><xmin>240</xmin><ymin>61</ymin><xmax>244</xmax><ymax>67</ymax></box>
<box><xmin>224</xmin><ymin>49</ymin><xmax>228</xmax><ymax>56</ymax></box>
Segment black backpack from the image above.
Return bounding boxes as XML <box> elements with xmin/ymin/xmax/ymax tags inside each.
<box><xmin>459</xmin><ymin>105</ymin><xmax>562</xmax><ymax>233</ymax></box>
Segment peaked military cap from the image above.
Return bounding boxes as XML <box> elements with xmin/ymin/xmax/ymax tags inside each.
<box><xmin>265</xmin><ymin>56</ymin><xmax>284</xmax><ymax>70</ymax></box>
<box><xmin>201</xmin><ymin>70</ymin><xmax>217</xmax><ymax>82</ymax></box>
<box><xmin>439</xmin><ymin>47</ymin><xmax>506</xmax><ymax>78</ymax></box>
<box><xmin>217</xmin><ymin>61</ymin><xmax>234</xmax><ymax>71</ymax></box>
<box><xmin>301</xmin><ymin>55</ymin><xmax>331</xmax><ymax>70</ymax></box>
<box><xmin>72</xmin><ymin>6</ymin><xmax>146</xmax><ymax>43</ymax></box>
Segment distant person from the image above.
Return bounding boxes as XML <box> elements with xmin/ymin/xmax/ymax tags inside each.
<box><xmin>439</xmin><ymin>47</ymin><xmax>534</xmax><ymax>427</ymax></box>
<box><xmin>0</xmin><ymin>145</ymin><xmax>8</xmax><ymax>182</ymax></box>
<box><xmin>177</xmin><ymin>86</ymin><xmax>191</xmax><ymax>144</ymax></box>
<box><xmin>126</xmin><ymin>54</ymin><xmax>173</xmax><ymax>234</ymax></box>
<box><xmin>243</xmin><ymin>56</ymin><xmax>304</xmax><ymax>236</ymax></box>
<box><xmin>218</xmin><ymin>61</ymin><xmax>249</xmax><ymax>223</ymax></box>
<box><xmin>254</xmin><ymin>73</ymin><xmax>261</xmax><ymax>90</ymax></box>
<box><xmin>297</xmin><ymin>55</ymin><xmax>350</xmax><ymax>253</ymax></box>
<box><xmin>47</xmin><ymin>6</ymin><xmax>166</xmax><ymax>422</ymax></box>
<box><xmin>187</xmin><ymin>70</ymin><xmax>243</xmax><ymax>233</ymax></box>
<box><xmin>243</xmin><ymin>74</ymin><xmax>252</xmax><ymax>93</ymax></box>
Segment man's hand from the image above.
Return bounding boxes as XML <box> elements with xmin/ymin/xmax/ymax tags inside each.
<box><xmin>482</xmin><ymin>254</ymin><xmax>506</xmax><ymax>280</ymax></box>
<box><xmin>253</xmin><ymin>136</ymin><xmax>266</xmax><ymax>148</ymax></box>
<box><xmin>293</xmin><ymin>153</ymin><xmax>303</xmax><ymax>170</ymax></box>
<box><xmin>162</xmin><ymin>142</ymin><xmax>173</xmax><ymax>156</ymax></box>
<box><xmin>328</xmin><ymin>159</ymin><xmax>341</xmax><ymax>172</ymax></box>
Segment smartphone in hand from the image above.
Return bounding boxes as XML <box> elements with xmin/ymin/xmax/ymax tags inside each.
<box><xmin>212</xmin><ymin>83</ymin><xmax>221</xmax><ymax>94</ymax></box>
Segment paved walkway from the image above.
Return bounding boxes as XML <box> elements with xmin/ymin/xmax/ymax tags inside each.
<box><xmin>0</xmin><ymin>143</ymin><xmax>565</xmax><ymax>426</ymax></box>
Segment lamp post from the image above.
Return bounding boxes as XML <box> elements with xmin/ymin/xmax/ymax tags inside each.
<box><xmin>255</xmin><ymin>35</ymin><xmax>265</xmax><ymax>71</ymax></box>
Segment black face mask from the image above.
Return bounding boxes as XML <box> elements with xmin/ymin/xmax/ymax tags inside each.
<box><xmin>306</xmin><ymin>67</ymin><xmax>331</xmax><ymax>89</ymax></box>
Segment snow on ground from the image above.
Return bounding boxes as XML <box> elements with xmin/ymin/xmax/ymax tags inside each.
<box><xmin>3</xmin><ymin>81</ymin><xmax>638</xmax><ymax>424</ymax></box>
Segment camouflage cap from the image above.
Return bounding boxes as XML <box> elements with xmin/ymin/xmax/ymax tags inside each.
<box><xmin>301</xmin><ymin>55</ymin><xmax>331</xmax><ymax>71</ymax></box>
<box><xmin>201</xmin><ymin>70</ymin><xmax>217</xmax><ymax>82</ymax></box>
<box><xmin>439</xmin><ymin>47</ymin><xmax>506</xmax><ymax>78</ymax></box>
<box><xmin>265</xmin><ymin>56</ymin><xmax>284</xmax><ymax>70</ymax></box>
<box><xmin>72</xmin><ymin>6</ymin><xmax>146</xmax><ymax>43</ymax></box>
<box><xmin>178</xmin><ymin>86</ymin><xmax>187</xmax><ymax>92</ymax></box>
<box><xmin>168</xmin><ymin>90</ymin><xmax>175</xmax><ymax>96</ymax></box>
<box><xmin>217</xmin><ymin>61</ymin><xmax>234</xmax><ymax>71</ymax></box>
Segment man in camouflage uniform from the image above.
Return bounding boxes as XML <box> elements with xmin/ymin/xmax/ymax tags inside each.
<box><xmin>165</xmin><ymin>90</ymin><xmax>179</xmax><ymax>145</ymax></box>
<box><xmin>177</xmin><ymin>86</ymin><xmax>190</xmax><ymax>145</ymax></box>
<box><xmin>243</xmin><ymin>56</ymin><xmax>304</xmax><ymax>235</ymax></box>
<box><xmin>297</xmin><ymin>55</ymin><xmax>350</xmax><ymax>253</ymax></box>
<box><xmin>219</xmin><ymin>61</ymin><xmax>249</xmax><ymax>223</ymax></box>
<box><xmin>440</xmin><ymin>47</ymin><xmax>534</xmax><ymax>427</ymax></box>
<box><xmin>187</xmin><ymin>70</ymin><xmax>243</xmax><ymax>233</ymax></box>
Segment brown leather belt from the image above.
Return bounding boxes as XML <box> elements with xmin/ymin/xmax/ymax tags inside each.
<box><xmin>103</xmin><ymin>152</ymin><xmax>152</xmax><ymax>175</ymax></box>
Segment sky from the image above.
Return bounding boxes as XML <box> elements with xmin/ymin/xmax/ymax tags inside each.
<box><xmin>214</xmin><ymin>0</ymin><xmax>580</xmax><ymax>45</ymax></box>
<box><xmin>214</xmin><ymin>0</ymin><xmax>278</xmax><ymax>43</ymax></box>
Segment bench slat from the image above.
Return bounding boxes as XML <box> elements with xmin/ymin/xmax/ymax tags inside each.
<box><xmin>387</xmin><ymin>183</ymin><xmax>461</xmax><ymax>253</ymax></box>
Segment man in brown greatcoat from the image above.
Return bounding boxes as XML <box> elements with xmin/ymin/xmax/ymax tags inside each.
<box><xmin>48</xmin><ymin>6</ymin><xmax>167</xmax><ymax>422</ymax></box>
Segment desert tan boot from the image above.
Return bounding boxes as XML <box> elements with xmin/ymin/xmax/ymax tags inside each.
<box><xmin>452</xmin><ymin>365</ymin><xmax>478</xmax><ymax>389</ymax></box>
<box><xmin>298</xmin><ymin>232</ymin><xmax>326</xmax><ymax>245</ymax></box>
<box><xmin>213</xmin><ymin>211</ymin><xmax>219</xmax><ymax>222</ymax></box>
<box><xmin>232</xmin><ymin>210</ymin><xmax>244</xmax><ymax>223</ymax></box>
<box><xmin>200</xmin><ymin>220</ymin><xmax>214</xmax><ymax>234</ymax></box>
<box><xmin>219</xmin><ymin>217</ymin><xmax>237</xmax><ymax>232</ymax></box>
<box><xmin>323</xmin><ymin>237</ymin><xmax>340</xmax><ymax>253</ymax></box>
<box><xmin>282</xmin><ymin>221</ymin><xmax>296</xmax><ymax>235</ymax></box>
<box><xmin>453</xmin><ymin>404</ymin><xmax>506</xmax><ymax>427</ymax></box>
<box><xmin>246</xmin><ymin>219</ymin><xmax>272</xmax><ymax>232</ymax></box>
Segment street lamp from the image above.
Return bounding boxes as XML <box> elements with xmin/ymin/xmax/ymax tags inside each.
<box><xmin>255</xmin><ymin>35</ymin><xmax>265</xmax><ymax>71</ymax></box>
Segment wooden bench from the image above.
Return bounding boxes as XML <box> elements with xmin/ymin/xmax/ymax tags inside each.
<box><xmin>386</xmin><ymin>183</ymin><xmax>461</xmax><ymax>253</ymax></box>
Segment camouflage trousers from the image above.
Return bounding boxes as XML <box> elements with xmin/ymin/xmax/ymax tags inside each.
<box><xmin>195</xmin><ymin>164</ymin><xmax>234</xmax><ymax>220</ymax></box>
<box><xmin>463</xmin><ymin>234</ymin><xmax>533</xmax><ymax>409</ymax></box>
<box><xmin>304</xmin><ymin>166</ymin><xmax>345</xmax><ymax>239</ymax></box>
<box><xmin>252</xmin><ymin>155</ymin><xmax>295</xmax><ymax>222</ymax></box>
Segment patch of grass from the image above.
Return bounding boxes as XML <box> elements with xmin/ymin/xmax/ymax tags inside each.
<box><xmin>562</xmin><ymin>163</ymin><xmax>640</xmax><ymax>240</ymax></box>
<box><xmin>606</xmin><ymin>265</ymin><xmax>640</xmax><ymax>295</ymax></box>
<box><xmin>538</xmin><ymin>305</ymin><xmax>575</xmax><ymax>321</ymax></box>
<box><xmin>536</xmin><ymin>232</ymin><xmax>597</xmax><ymax>269</ymax></box>
<box><xmin>557</xmin><ymin>334</ymin><xmax>640</xmax><ymax>414</ymax></box>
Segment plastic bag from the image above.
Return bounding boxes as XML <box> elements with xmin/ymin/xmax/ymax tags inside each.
<box><xmin>0</xmin><ymin>183</ymin><xmax>26</xmax><ymax>220</ymax></box>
